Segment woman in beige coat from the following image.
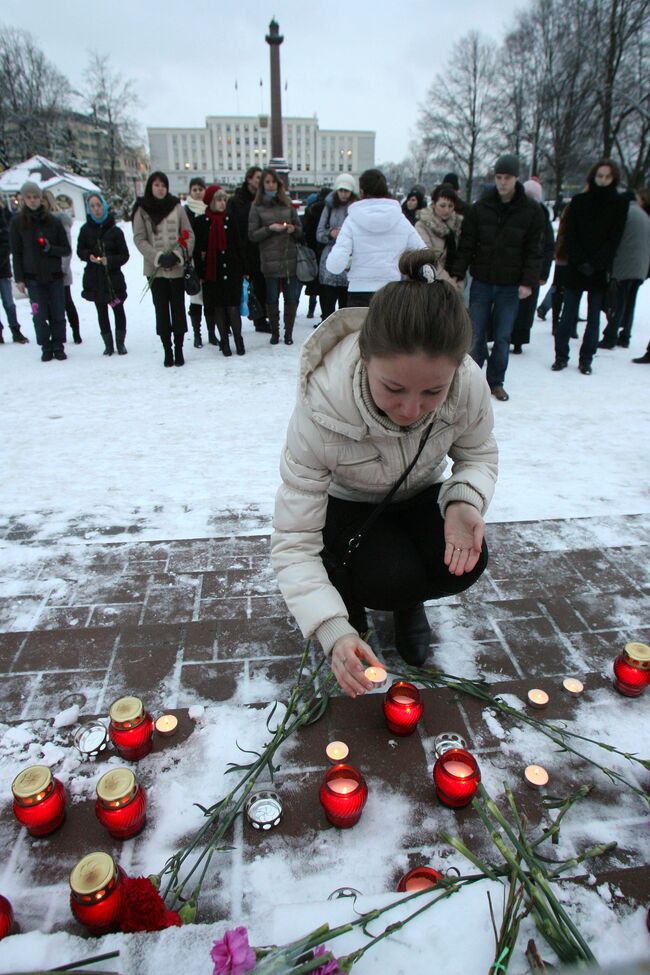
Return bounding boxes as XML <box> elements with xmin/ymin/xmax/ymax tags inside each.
<box><xmin>271</xmin><ymin>249</ymin><xmax>498</xmax><ymax>697</ymax></box>
<box><xmin>133</xmin><ymin>171</ymin><xmax>194</xmax><ymax>367</ymax></box>
<box><xmin>415</xmin><ymin>183</ymin><xmax>464</xmax><ymax>274</ymax></box>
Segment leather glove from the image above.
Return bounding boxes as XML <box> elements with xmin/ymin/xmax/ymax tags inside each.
<box><xmin>37</xmin><ymin>235</ymin><xmax>51</xmax><ymax>253</ymax></box>
<box><xmin>578</xmin><ymin>262</ymin><xmax>594</xmax><ymax>276</ymax></box>
<box><xmin>158</xmin><ymin>252</ymin><xmax>180</xmax><ymax>269</ymax></box>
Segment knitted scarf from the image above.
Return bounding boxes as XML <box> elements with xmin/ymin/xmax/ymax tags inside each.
<box><xmin>204</xmin><ymin>209</ymin><xmax>228</xmax><ymax>282</ymax></box>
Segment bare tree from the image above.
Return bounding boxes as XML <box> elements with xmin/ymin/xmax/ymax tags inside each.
<box><xmin>0</xmin><ymin>25</ymin><xmax>71</xmax><ymax>164</ymax></box>
<box><xmin>418</xmin><ymin>32</ymin><xmax>495</xmax><ymax>200</ymax></box>
<box><xmin>83</xmin><ymin>51</ymin><xmax>140</xmax><ymax>190</ymax></box>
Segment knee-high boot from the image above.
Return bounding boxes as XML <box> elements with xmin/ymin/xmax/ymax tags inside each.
<box><xmin>267</xmin><ymin>303</ymin><xmax>280</xmax><ymax>345</ymax></box>
<box><xmin>189</xmin><ymin>304</ymin><xmax>203</xmax><ymax>348</ymax></box>
<box><xmin>115</xmin><ymin>328</ymin><xmax>127</xmax><ymax>355</ymax></box>
<box><xmin>206</xmin><ymin>314</ymin><xmax>219</xmax><ymax>346</ymax></box>
<box><xmin>215</xmin><ymin>309</ymin><xmax>232</xmax><ymax>356</ymax></box>
<box><xmin>161</xmin><ymin>334</ymin><xmax>174</xmax><ymax>367</ymax></box>
<box><xmin>283</xmin><ymin>304</ymin><xmax>298</xmax><ymax>345</ymax></box>
<box><xmin>101</xmin><ymin>330</ymin><xmax>114</xmax><ymax>356</ymax></box>
<box><xmin>228</xmin><ymin>307</ymin><xmax>245</xmax><ymax>355</ymax></box>
<box><xmin>173</xmin><ymin>331</ymin><xmax>185</xmax><ymax>366</ymax></box>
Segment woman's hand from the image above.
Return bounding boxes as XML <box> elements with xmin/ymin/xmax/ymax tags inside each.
<box><xmin>444</xmin><ymin>502</ymin><xmax>484</xmax><ymax>576</ymax></box>
<box><xmin>330</xmin><ymin>227</ymin><xmax>340</xmax><ymax>239</ymax></box>
<box><xmin>331</xmin><ymin>634</ymin><xmax>383</xmax><ymax>698</ymax></box>
<box><xmin>286</xmin><ymin>223</ymin><xmax>295</xmax><ymax>234</ymax></box>
<box><xmin>269</xmin><ymin>223</ymin><xmax>286</xmax><ymax>232</ymax></box>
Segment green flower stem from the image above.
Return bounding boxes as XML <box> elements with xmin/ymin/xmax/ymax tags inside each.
<box><xmin>439</xmin><ymin>831</ymin><xmax>502</xmax><ymax>881</ymax></box>
<box><xmin>548</xmin><ymin>842</ymin><xmax>617</xmax><ymax>879</ymax></box>
<box><xmin>530</xmin><ymin>786</ymin><xmax>592</xmax><ymax>849</ymax></box>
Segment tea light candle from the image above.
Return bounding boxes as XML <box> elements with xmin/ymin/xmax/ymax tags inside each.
<box><xmin>433</xmin><ymin>748</ymin><xmax>481</xmax><ymax>808</ymax></box>
<box><xmin>12</xmin><ymin>765</ymin><xmax>66</xmax><ymax>836</ymax></box>
<box><xmin>109</xmin><ymin>696</ymin><xmax>155</xmax><ymax>761</ymax></box>
<box><xmin>397</xmin><ymin>866</ymin><xmax>443</xmax><ymax>893</ymax></box>
<box><xmin>69</xmin><ymin>852</ymin><xmax>126</xmax><ymax>935</ymax></box>
<box><xmin>613</xmin><ymin>642</ymin><xmax>650</xmax><ymax>698</ymax></box>
<box><xmin>326</xmin><ymin>740</ymin><xmax>349</xmax><ymax>763</ymax></box>
<box><xmin>527</xmin><ymin>688</ymin><xmax>549</xmax><ymax>709</ymax></box>
<box><xmin>524</xmin><ymin>764</ymin><xmax>549</xmax><ymax>789</ymax></box>
<box><xmin>562</xmin><ymin>678</ymin><xmax>584</xmax><ymax>696</ymax></box>
<box><xmin>319</xmin><ymin>763</ymin><xmax>368</xmax><ymax>828</ymax></box>
<box><xmin>245</xmin><ymin>791</ymin><xmax>283</xmax><ymax>830</ymax></box>
<box><xmin>155</xmin><ymin>713</ymin><xmax>178</xmax><ymax>737</ymax></box>
<box><xmin>0</xmin><ymin>895</ymin><xmax>15</xmax><ymax>940</ymax></box>
<box><xmin>364</xmin><ymin>666</ymin><xmax>387</xmax><ymax>688</ymax></box>
<box><xmin>95</xmin><ymin>768</ymin><xmax>147</xmax><ymax>840</ymax></box>
<box><xmin>73</xmin><ymin>722</ymin><xmax>109</xmax><ymax>760</ymax></box>
<box><xmin>383</xmin><ymin>681</ymin><xmax>424</xmax><ymax>736</ymax></box>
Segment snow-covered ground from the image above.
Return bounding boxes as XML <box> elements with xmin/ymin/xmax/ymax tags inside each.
<box><xmin>1</xmin><ymin>220</ymin><xmax>649</xmax><ymax>549</ymax></box>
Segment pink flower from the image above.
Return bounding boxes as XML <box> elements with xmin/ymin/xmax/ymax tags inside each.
<box><xmin>313</xmin><ymin>945</ymin><xmax>342</xmax><ymax>975</ymax></box>
<box><xmin>210</xmin><ymin>927</ymin><xmax>256</xmax><ymax>975</ymax></box>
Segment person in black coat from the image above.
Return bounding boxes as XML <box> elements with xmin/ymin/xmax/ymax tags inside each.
<box><xmin>0</xmin><ymin>200</ymin><xmax>29</xmax><ymax>344</ymax></box>
<box><xmin>450</xmin><ymin>154</ymin><xmax>544</xmax><ymax>401</ymax></box>
<box><xmin>195</xmin><ymin>184</ymin><xmax>246</xmax><ymax>356</ymax></box>
<box><xmin>9</xmin><ymin>180</ymin><xmax>71</xmax><ymax>361</ymax></box>
<box><xmin>401</xmin><ymin>187</ymin><xmax>426</xmax><ymax>225</ymax></box>
<box><xmin>511</xmin><ymin>179</ymin><xmax>555</xmax><ymax>352</ymax></box>
<box><xmin>77</xmin><ymin>193</ymin><xmax>130</xmax><ymax>356</ymax></box>
<box><xmin>301</xmin><ymin>186</ymin><xmax>329</xmax><ymax>320</ymax></box>
<box><xmin>227</xmin><ymin>166</ymin><xmax>268</xmax><ymax>333</ymax></box>
<box><xmin>552</xmin><ymin>159</ymin><xmax>629</xmax><ymax>375</ymax></box>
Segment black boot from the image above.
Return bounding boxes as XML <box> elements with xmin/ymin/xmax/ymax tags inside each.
<box><xmin>71</xmin><ymin>324</ymin><xmax>82</xmax><ymax>344</ymax></box>
<box><xmin>284</xmin><ymin>304</ymin><xmax>297</xmax><ymax>345</ymax></box>
<box><xmin>393</xmin><ymin>603</ymin><xmax>431</xmax><ymax>666</ymax></box>
<box><xmin>174</xmin><ymin>332</ymin><xmax>185</xmax><ymax>366</ymax></box>
<box><xmin>228</xmin><ymin>307</ymin><xmax>245</xmax><ymax>355</ymax></box>
<box><xmin>0</xmin><ymin>327</ymin><xmax>3</xmax><ymax>343</ymax></box>
<box><xmin>189</xmin><ymin>305</ymin><xmax>203</xmax><ymax>348</ymax></box>
<box><xmin>206</xmin><ymin>317</ymin><xmax>219</xmax><ymax>346</ymax></box>
<box><xmin>116</xmin><ymin>330</ymin><xmax>127</xmax><ymax>355</ymax></box>
<box><xmin>162</xmin><ymin>337</ymin><xmax>174</xmax><ymax>367</ymax></box>
<box><xmin>254</xmin><ymin>317</ymin><xmax>272</xmax><ymax>333</ymax></box>
<box><xmin>10</xmin><ymin>326</ymin><xmax>29</xmax><ymax>344</ymax></box>
<box><xmin>215</xmin><ymin>310</ymin><xmax>232</xmax><ymax>356</ymax></box>
<box><xmin>101</xmin><ymin>330</ymin><xmax>114</xmax><ymax>356</ymax></box>
<box><xmin>632</xmin><ymin>349</ymin><xmax>650</xmax><ymax>364</ymax></box>
<box><xmin>267</xmin><ymin>303</ymin><xmax>280</xmax><ymax>345</ymax></box>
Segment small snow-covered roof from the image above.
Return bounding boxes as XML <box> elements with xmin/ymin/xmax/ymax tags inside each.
<box><xmin>0</xmin><ymin>155</ymin><xmax>101</xmax><ymax>194</ymax></box>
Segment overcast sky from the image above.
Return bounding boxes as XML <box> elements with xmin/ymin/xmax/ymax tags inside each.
<box><xmin>4</xmin><ymin>0</ymin><xmax>526</xmax><ymax>162</ymax></box>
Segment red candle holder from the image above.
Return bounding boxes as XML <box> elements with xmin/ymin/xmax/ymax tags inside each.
<box><xmin>109</xmin><ymin>696</ymin><xmax>155</xmax><ymax>761</ymax></box>
<box><xmin>96</xmin><ymin>768</ymin><xmax>147</xmax><ymax>839</ymax></box>
<box><xmin>69</xmin><ymin>852</ymin><xmax>126</xmax><ymax>935</ymax></box>
<box><xmin>433</xmin><ymin>748</ymin><xmax>481</xmax><ymax>808</ymax></box>
<box><xmin>613</xmin><ymin>642</ymin><xmax>650</xmax><ymax>697</ymax></box>
<box><xmin>0</xmin><ymin>895</ymin><xmax>15</xmax><ymax>940</ymax></box>
<box><xmin>383</xmin><ymin>681</ymin><xmax>423</xmax><ymax>736</ymax></box>
<box><xmin>319</xmin><ymin>764</ymin><xmax>368</xmax><ymax>828</ymax></box>
<box><xmin>397</xmin><ymin>866</ymin><xmax>443</xmax><ymax>892</ymax></box>
<box><xmin>12</xmin><ymin>765</ymin><xmax>66</xmax><ymax>836</ymax></box>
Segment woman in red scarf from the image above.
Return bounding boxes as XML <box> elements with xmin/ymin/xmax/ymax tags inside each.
<box><xmin>195</xmin><ymin>186</ymin><xmax>247</xmax><ymax>356</ymax></box>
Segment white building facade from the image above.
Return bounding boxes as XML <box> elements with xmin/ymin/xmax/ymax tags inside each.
<box><xmin>147</xmin><ymin>115</ymin><xmax>375</xmax><ymax>195</ymax></box>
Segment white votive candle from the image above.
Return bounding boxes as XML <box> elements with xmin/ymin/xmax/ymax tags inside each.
<box><xmin>527</xmin><ymin>689</ymin><xmax>549</xmax><ymax>709</ymax></box>
<box><xmin>325</xmin><ymin>741</ymin><xmax>349</xmax><ymax>763</ymax></box>
<box><xmin>155</xmin><ymin>714</ymin><xmax>178</xmax><ymax>736</ymax></box>
<box><xmin>524</xmin><ymin>764</ymin><xmax>549</xmax><ymax>789</ymax></box>
<box><xmin>443</xmin><ymin>760</ymin><xmax>473</xmax><ymax>778</ymax></box>
<box><xmin>328</xmin><ymin>777</ymin><xmax>358</xmax><ymax>795</ymax></box>
<box><xmin>364</xmin><ymin>666</ymin><xmax>387</xmax><ymax>688</ymax></box>
<box><xmin>562</xmin><ymin>677</ymin><xmax>584</xmax><ymax>696</ymax></box>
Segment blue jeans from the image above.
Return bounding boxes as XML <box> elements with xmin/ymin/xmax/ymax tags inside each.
<box><xmin>555</xmin><ymin>287</ymin><xmax>603</xmax><ymax>365</ymax></box>
<box><xmin>264</xmin><ymin>275</ymin><xmax>302</xmax><ymax>307</ymax></box>
<box><xmin>469</xmin><ymin>280</ymin><xmax>520</xmax><ymax>388</ymax></box>
<box><xmin>0</xmin><ymin>277</ymin><xmax>20</xmax><ymax>329</ymax></box>
<box><xmin>26</xmin><ymin>280</ymin><xmax>66</xmax><ymax>352</ymax></box>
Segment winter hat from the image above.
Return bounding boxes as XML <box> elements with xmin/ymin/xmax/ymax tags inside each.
<box><xmin>203</xmin><ymin>184</ymin><xmax>225</xmax><ymax>208</ymax></box>
<box><xmin>523</xmin><ymin>179</ymin><xmax>543</xmax><ymax>203</ymax></box>
<box><xmin>305</xmin><ymin>192</ymin><xmax>318</xmax><ymax>206</ymax></box>
<box><xmin>20</xmin><ymin>181</ymin><xmax>42</xmax><ymax>197</ymax></box>
<box><xmin>442</xmin><ymin>172</ymin><xmax>460</xmax><ymax>191</ymax></box>
<box><xmin>334</xmin><ymin>173</ymin><xmax>356</xmax><ymax>193</ymax></box>
<box><xmin>406</xmin><ymin>187</ymin><xmax>426</xmax><ymax>208</ymax></box>
<box><xmin>494</xmin><ymin>154</ymin><xmax>520</xmax><ymax>177</ymax></box>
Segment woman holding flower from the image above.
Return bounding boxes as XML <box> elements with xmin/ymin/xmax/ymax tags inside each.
<box><xmin>132</xmin><ymin>171</ymin><xmax>194</xmax><ymax>367</ymax></box>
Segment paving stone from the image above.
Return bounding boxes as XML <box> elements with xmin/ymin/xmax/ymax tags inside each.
<box><xmin>13</xmin><ymin>627</ymin><xmax>117</xmax><ymax>673</ymax></box>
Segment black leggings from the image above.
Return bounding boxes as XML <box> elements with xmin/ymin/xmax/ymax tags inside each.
<box><xmin>322</xmin><ymin>484</ymin><xmax>488</xmax><ymax>611</ymax></box>
<box><xmin>95</xmin><ymin>302</ymin><xmax>126</xmax><ymax>333</ymax></box>
<box><xmin>151</xmin><ymin>277</ymin><xmax>186</xmax><ymax>339</ymax></box>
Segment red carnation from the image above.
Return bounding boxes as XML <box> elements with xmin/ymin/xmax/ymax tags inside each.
<box><xmin>178</xmin><ymin>229</ymin><xmax>190</xmax><ymax>249</ymax></box>
<box><xmin>119</xmin><ymin>876</ymin><xmax>182</xmax><ymax>933</ymax></box>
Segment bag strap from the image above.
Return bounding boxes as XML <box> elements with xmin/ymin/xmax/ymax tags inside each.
<box><xmin>340</xmin><ymin>422</ymin><xmax>434</xmax><ymax>567</ymax></box>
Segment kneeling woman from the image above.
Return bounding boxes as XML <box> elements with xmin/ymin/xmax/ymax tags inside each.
<box><xmin>271</xmin><ymin>250</ymin><xmax>497</xmax><ymax>697</ymax></box>
<box><xmin>77</xmin><ymin>194</ymin><xmax>129</xmax><ymax>355</ymax></box>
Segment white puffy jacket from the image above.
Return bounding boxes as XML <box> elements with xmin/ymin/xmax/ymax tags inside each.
<box><xmin>325</xmin><ymin>198</ymin><xmax>426</xmax><ymax>292</ymax></box>
<box><xmin>270</xmin><ymin>308</ymin><xmax>498</xmax><ymax>655</ymax></box>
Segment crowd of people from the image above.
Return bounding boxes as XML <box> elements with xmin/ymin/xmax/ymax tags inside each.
<box><xmin>1</xmin><ymin>157</ymin><xmax>649</xmax><ymax>382</ymax></box>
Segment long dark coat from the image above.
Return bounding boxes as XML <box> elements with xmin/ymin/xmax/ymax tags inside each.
<box><xmin>10</xmin><ymin>206</ymin><xmax>71</xmax><ymax>284</ymax></box>
<box><xmin>564</xmin><ymin>184</ymin><xmax>629</xmax><ymax>292</ymax></box>
<box><xmin>77</xmin><ymin>215</ymin><xmax>129</xmax><ymax>303</ymax></box>
<box><xmin>194</xmin><ymin>211</ymin><xmax>246</xmax><ymax>306</ymax></box>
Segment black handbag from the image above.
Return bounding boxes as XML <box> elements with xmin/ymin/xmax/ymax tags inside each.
<box><xmin>247</xmin><ymin>280</ymin><xmax>265</xmax><ymax>320</ymax></box>
<box><xmin>183</xmin><ymin>259</ymin><xmax>201</xmax><ymax>296</ymax></box>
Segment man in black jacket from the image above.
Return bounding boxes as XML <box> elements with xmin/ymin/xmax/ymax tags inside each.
<box><xmin>227</xmin><ymin>166</ymin><xmax>269</xmax><ymax>332</ymax></box>
<box><xmin>450</xmin><ymin>155</ymin><xmax>544</xmax><ymax>401</ymax></box>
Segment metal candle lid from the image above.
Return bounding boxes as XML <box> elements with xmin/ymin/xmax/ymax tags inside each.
<box><xmin>433</xmin><ymin>732</ymin><xmax>468</xmax><ymax>758</ymax></box>
<box><xmin>69</xmin><ymin>852</ymin><xmax>116</xmax><ymax>896</ymax></box>
<box><xmin>12</xmin><ymin>765</ymin><xmax>52</xmax><ymax>800</ymax></box>
<box><xmin>96</xmin><ymin>768</ymin><xmax>136</xmax><ymax>804</ymax></box>
<box><xmin>109</xmin><ymin>696</ymin><xmax>145</xmax><ymax>727</ymax></box>
<box><xmin>624</xmin><ymin>642</ymin><xmax>650</xmax><ymax>669</ymax></box>
<box><xmin>245</xmin><ymin>790</ymin><xmax>283</xmax><ymax>830</ymax></box>
<box><xmin>74</xmin><ymin>722</ymin><xmax>109</xmax><ymax>759</ymax></box>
